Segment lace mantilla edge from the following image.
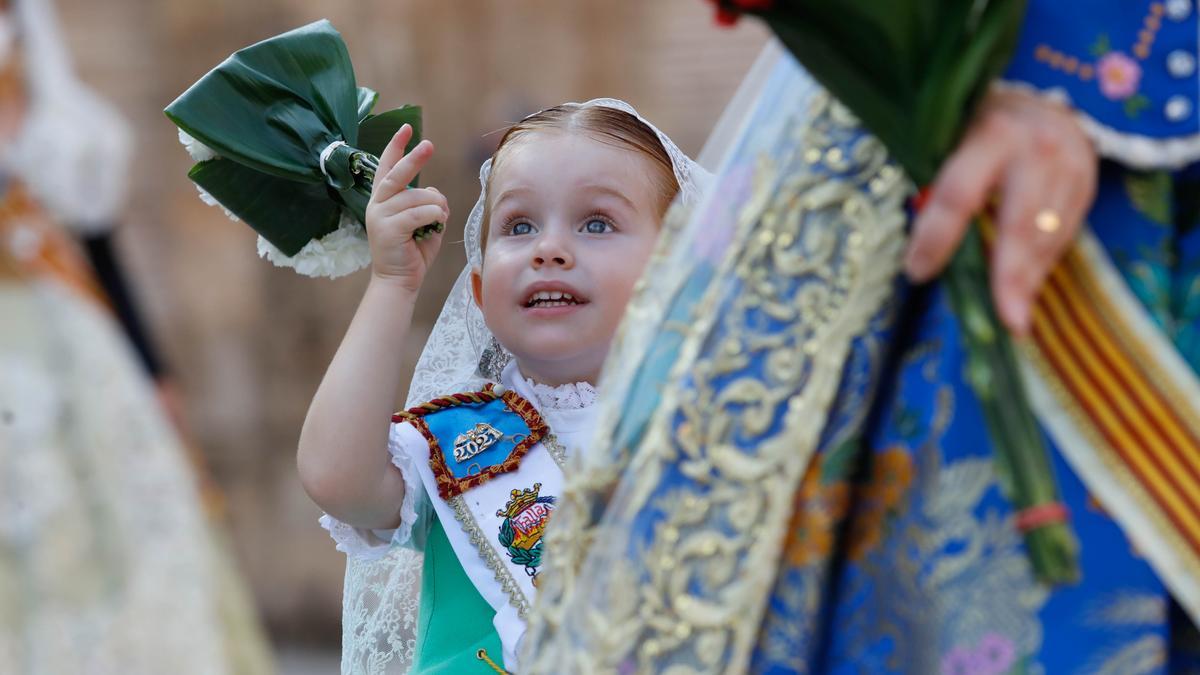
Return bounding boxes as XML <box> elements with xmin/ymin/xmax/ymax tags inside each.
<box><xmin>341</xmin><ymin>546</ymin><xmax>423</xmax><ymax>675</ymax></box>
<box><xmin>333</xmin><ymin>422</ymin><xmax>432</xmax><ymax>674</ymax></box>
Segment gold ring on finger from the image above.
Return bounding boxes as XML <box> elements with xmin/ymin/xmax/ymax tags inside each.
<box><xmin>1034</xmin><ymin>209</ymin><xmax>1062</xmax><ymax>234</ymax></box>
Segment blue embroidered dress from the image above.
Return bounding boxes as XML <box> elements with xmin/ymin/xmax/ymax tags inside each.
<box><xmin>752</xmin><ymin>2</ymin><xmax>1200</xmax><ymax>671</ymax></box>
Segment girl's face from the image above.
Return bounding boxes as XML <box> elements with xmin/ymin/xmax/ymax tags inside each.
<box><xmin>472</xmin><ymin>131</ymin><xmax>665</xmax><ymax>385</ymax></box>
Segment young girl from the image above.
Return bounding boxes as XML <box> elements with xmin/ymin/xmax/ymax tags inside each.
<box><xmin>298</xmin><ymin>99</ymin><xmax>707</xmax><ymax>673</ymax></box>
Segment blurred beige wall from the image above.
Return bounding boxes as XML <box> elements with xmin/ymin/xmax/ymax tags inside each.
<box><xmin>57</xmin><ymin>0</ymin><xmax>767</xmax><ymax>644</ymax></box>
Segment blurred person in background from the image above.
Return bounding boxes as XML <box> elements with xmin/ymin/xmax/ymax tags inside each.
<box><xmin>0</xmin><ymin>0</ymin><xmax>273</xmax><ymax>672</ymax></box>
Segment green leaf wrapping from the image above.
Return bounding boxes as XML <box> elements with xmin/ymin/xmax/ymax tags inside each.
<box><xmin>759</xmin><ymin>0</ymin><xmax>1027</xmax><ymax>185</ymax></box>
<box><xmin>164</xmin><ymin>20</ymin><xmax>425</xmax><ymax>258</ymax></box>
<box><xmin>356</xmin><ymin>86</ymin><xmax>380</xmax><ymax>122</ymax></box>
<box><xmin>338</xmin><ymin>106</ymin><xmax>425</xmax><ymax>226</ymax></box>
<box><xmin>165</xmin><ymin>20</ymin><xmax>360</xmax><ymax>184</ymax></box>
<box><xmin>189</xmin><ymin>159</ymin><xmax>341</xmax><ymax>256</ymax></box>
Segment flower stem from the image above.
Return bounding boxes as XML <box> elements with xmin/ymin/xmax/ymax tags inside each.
<box><xmin>943</xmin><ymin>221</ymin><xmax>1080</xmax><ymax>585</ymax></box>
<box><xmin>350</xmin><ymin>151</ymin><xmax>440</xmax><ymax>240</ymax></box>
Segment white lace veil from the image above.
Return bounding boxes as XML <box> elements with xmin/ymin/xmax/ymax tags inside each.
<box><xmin>409</xmin><ymin>97</ymin><xmax>711</xmax><ymax>402</ymax></box>
<box><xmin>339</xmin><ymin>97</ymin><xmax>711</xmax><ymax>674</ymax></box>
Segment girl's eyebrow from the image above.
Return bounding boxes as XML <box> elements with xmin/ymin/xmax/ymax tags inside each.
<box><xmin>493</xmin><ymin>186</ymin><xmax>535</xmax><ymax>209</ymax></box>
<box><xmin>493</xmin><ymin>184</ymin><xmax>636</xmax><ymax>211</ymax></box>
<box><xmin>579</xmin><ymin>184</ymin><xmax>636</xmax><ymax>211</ymax></box>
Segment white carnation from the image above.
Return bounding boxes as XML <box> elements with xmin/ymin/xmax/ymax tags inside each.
<box><xmin>179</xmin><ymin>129</ymin><xmax>241</xmax><ymax>221</ymax></box>
<box><xmin>256</xmin><ymin>211</ymin><xmax>371</xmax><ymax>279</ymax></box>
<box><xmin>194</xmin><ymin>184</ymin><xmax>239</xmax><ymax>221</ymax></box>
<box><xmin>177</xmin><ymin>128</ymin><xmax>218</xmax><ymax>162</ymax></box>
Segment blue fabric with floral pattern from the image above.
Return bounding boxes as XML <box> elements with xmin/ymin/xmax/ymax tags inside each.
<box><xmin>1004</xmin><ymin>0</ymin><xmax>1200</xmax><ymax>140</ymax></box>
<box><xmin>746</xmin><ymin>124</ymin><xmax>1200</xmax><ymax>675</ymax></box>
<box><xmin>742</xmin><ymin>3</ymin><xmax>1200</xmax><ymax>668</ymax></box>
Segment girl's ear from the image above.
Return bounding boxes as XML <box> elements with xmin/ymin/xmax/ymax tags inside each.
<box><xmin>470</xmin><ymin>266</ymin><xmax>484</xmax><ymax>310</ymax></box>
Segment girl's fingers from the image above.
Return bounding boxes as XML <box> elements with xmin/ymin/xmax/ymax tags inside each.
<box><xmin>374</xmin><ymin>124</ymin><xmax>413</xmax><ymax>183</ymax></box>
<box><xmin>374</xmin><ymin>139</ymin><xmax>435</xmax><ymax>203</ymax></box>
<box><xmin>397</xmin><ymin>204</ymin><xmax>448</xmax><ymax>235</ymax></box>
<box><xmin>376</xmin><ymin>186</ymin><xmax>449</xmax><ymax>222</ymax></box>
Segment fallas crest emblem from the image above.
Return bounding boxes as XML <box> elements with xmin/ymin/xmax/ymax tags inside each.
<box><xmin>497</xmin><ymin>482</ymin><xmax>556</xmax><ymax>583</ymax></box>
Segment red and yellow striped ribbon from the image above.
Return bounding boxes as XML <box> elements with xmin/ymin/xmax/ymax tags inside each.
<box><xmin>982</xmin><ymin>215</ymin><xmax>1200</xmax><ymax>618</ymax></box>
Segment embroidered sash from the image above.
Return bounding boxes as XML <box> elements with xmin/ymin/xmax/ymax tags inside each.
<box><xmin>398</xmin><ymin>386</ymin><xmax>561</xmax><ymax>617</ymax></box>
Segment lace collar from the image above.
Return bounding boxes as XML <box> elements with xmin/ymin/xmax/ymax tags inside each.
<box><xmin>503</xmin><ymin>362</ymin><xmax>598</xmax><ymax>411</ymax></box>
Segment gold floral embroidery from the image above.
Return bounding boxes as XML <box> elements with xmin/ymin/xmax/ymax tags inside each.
<box><xmin>447</xmin><ymin>494</ymin><xmax>531</xmax><ymax>618</ymax></box>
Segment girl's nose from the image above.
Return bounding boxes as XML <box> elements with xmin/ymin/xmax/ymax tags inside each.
<box><xmin>531</xmin><ymin>230</ymin><xmax>574</xmax><ymax>269</ymax></box>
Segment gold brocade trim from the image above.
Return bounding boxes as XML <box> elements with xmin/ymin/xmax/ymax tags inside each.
<box><xmin>524</xmin><ymin>80</ymin><xmax>910</xmax><ymax>673</ymax></box>
<box><xmin>542</xmin><ymin>434</ymin><xmax>567</xmax><ymax>468</ymax></box>
<box><xmin>448</xmin><ymin>493</ymin><xmax>531</xmax><ymax>618</ymax></box>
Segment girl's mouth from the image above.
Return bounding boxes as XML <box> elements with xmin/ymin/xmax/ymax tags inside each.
<box><xmin>523</xmin><ymin>290</ymin><xmax>586</xmax><ymax>308</ymax></box>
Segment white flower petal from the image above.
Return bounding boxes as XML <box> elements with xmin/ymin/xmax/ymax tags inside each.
<box><xmin>193</xmin><ymin>184</ymin><xmax>239</xmax><ymax>221</ymax></box>
<box><xmin>256</xmin><ymin>212</ymin><xmax>371</xmax><ymax>279</ymax></box>
<box><xmin>177</xmin><ymin>128</ymin><xmax>218</xmax><ymax>162</ymax></box>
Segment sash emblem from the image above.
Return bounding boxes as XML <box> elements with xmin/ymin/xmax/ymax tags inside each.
<box><xmin>453</xmin><ymin>422</ymin><xmax>503</xmax><ymax>463</ymax></box>
<box><xmin>497</xmin><ymin>482</ymin><xmax>556</xmax><ymax>582</ymax></box>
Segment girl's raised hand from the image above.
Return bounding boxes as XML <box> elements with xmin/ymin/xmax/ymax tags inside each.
<box><xmin>365</xmin><ymin>123</ymin><xmax>450</xmax><ymax>292</ymax></box>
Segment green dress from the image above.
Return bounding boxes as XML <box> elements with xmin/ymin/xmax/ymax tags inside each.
<box><xmin>411</xmin><ymin>519</ymin><xmax>505</xmax><ymax>673</ymax></box>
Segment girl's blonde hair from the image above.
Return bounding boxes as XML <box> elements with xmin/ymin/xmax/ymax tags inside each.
<box><xmin>481</xmin><ymin>104</ymin><xmax>680</xmax><ymax>243</ymax></box>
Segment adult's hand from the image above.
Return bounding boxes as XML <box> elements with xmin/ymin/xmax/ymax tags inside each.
<box><xmin>905</xmin><ymin>86</ymin><xmax>1098</xmax><ymax>335</ymax></box>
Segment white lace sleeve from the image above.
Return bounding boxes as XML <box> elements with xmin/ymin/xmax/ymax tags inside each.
<box><xmin>385</xmin><ymin>421</ymin><xmax>432</xmax><ymax>549</ymax></box>
<box><xmin>318</xmin><ymin>422</ymin><xmax>431</xmax><ymax>559</ymax></box>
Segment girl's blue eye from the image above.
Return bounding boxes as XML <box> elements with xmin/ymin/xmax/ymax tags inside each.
<box><xmin>510</xmin><ymin>222</ymin><xmax>533</xmax><ymax>235</ymax></box>
<box><xmin>584</xmin><ymin>218</ymin><xmax>612</xmax><ymax>234</ymax></box>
